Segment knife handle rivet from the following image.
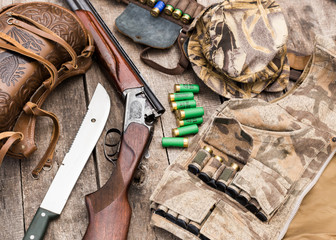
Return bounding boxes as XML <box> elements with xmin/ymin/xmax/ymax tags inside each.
<box><xmin>91</xmin><ymin>118</ymin><xmax>96</xmax><ymax>123</ymax></box>
<box><xmin>30</xmin><ymin>235</ymin><xmax>35</xmax><ymax>239</ymax></box>
<box><xmin>41</xmin><ymin>212</ymin><xmax>46</xmax><ymax>217</ymax></box>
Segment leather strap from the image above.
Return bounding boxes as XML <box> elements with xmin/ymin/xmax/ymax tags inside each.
<box><xmin>23</xmin><ymin>102</ymin><xmax>60</xmax><ymax>179</ymax></box>
<box><xmin>0</xmin><ymin>132</ymin><xmax>23</xmax><ymax>166</ymax></box>
<box><xmin>140</xmin><ymin>31</ymin><xmax>189</xmax><ymax>75</ymax></box>
<box><xmin>0</xmin><ymin>10</ymin><xmax>95</xmax><ymax>178</ymax></box>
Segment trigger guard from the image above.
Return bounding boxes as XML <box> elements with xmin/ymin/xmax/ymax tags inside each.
<box><xmin>104</xmin><ymin>128</ymin><xmax>122</xmax><ymax>164</ymax></box>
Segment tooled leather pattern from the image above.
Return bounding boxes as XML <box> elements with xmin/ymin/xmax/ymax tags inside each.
<box><xmin>0</xmin><ymin>3</ymin><xmax>88</xmax><ymax>132</ymax></box>
<box><xmin>8</xmin><ymin>26</ymin><xmax>45</xmax><ymax>52</ymax></box>
<box><xmin>0</xmin><ymin>51</ymin><xmax>26</xmax><ymax>87</ymax></box>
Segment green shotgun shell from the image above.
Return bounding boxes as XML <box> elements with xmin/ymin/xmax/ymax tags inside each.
<box><xmin>162</xmin><ymin>137</ymin><xmax>188</xmax><ymax>147</ymax></box>
<box><xmin>150</xmin><ymin>7</ymin><xmax>161</xmax><ymax>17</ymax></box>
<box><xmin>172</xmin><ymin>8</ymin><xmax>183</xmax><ymax>19</ymax></box>
<box><xmin>171</xmin><ymin>100</ymin><xmax>196</xmax><ymax>111</ymax></box>
<box><xmin>177</xmin><ymin>117</ymin><xmax>203</xmax><ymax>127</ymax></box>
<box><xmin>172</xmin><ymin>124</ymin><xmax>198</xmax><ymax>137</ymax></box>
<box><xmin>177</xmin><ymin>107</ymin><xmax>204</xmax><ymax>119</ymax></box>
<box><xmin>164</xmin><ymin>4</ymin><xmax>174</xmax><ymax>15</ymax></box>
<box><xmin>169</xmin><ymin>92</ymin><xmax>194</xmax><ymax>102</ymax></box>
<box><xmin>174</xmin><ymin>84</ymin><xmax>200</xmax><ymax>93</ymax></box>
<box><xmin>181</xmin><ymin>13</ymin><xmax>191</xmax><ymax>24</ymax></box>
<box><xmin>188</xmin><ymin>146</ymin><xmax>213</xmax><ymax>174</ymax></box>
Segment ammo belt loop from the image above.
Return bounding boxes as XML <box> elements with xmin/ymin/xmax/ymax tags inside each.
<box><xmin>140</xmin><ymin>30</ymin><xmax>189</xmax><ymax>75</ymax></box>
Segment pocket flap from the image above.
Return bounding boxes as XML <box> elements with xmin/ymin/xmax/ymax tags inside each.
<box><xmin>200</xmin><ymin>200</ymin><xmax>260</xmax><ymax>240</ymax></box>
<box><xmin>115</xmin><ymin>3</ymin><xmax>181</xmax><ymax>49</ymax></box>
<box><xmin>232</xmin><ymin>158</ymin><xmax>291</xmax><ymax>215</ymax></box>
<box><xmin>150</xmin><ymin>164</ymin><xmax>217</xmax><ymax>223</ymax></box>
<box><xmin>204</xmin><ymin>117</ymin><xmax>253</xmax><ymax>164</ymax></box>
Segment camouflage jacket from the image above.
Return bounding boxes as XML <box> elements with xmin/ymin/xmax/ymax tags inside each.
<box><xmin>150</xmin><ymin>35</ymin><xmax>336</xmax><ymax>239</ymax></box>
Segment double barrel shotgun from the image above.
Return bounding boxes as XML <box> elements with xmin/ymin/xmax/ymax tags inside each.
<box><xmin>66</xmin><ymin>0</ymin><xmax>165</xmax><ymax>239</ymax></box>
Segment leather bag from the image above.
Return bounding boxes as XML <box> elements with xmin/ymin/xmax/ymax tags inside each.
<box><xmin>0</xmin><ymin>2</ymin><xmax>95</xmax><ymax>178</ymax></box>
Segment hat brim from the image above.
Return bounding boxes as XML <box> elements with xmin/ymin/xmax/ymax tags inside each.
<box><xmin>187</xmin><ymin>32</ymin><xmax>290</xmax><ymax>98</ymax></box>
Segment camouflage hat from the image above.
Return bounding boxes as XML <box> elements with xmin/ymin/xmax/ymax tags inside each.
<box><xmin>187</xmin><ymin>0</ymin><xmax>290</xmax><ymax>98</ymax></box>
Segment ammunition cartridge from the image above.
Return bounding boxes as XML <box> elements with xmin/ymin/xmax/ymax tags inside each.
<box><xmin>155</xmin><ymin>205</ymin><xmax>168</xmax><ymax>217</ymax></box>
<box><xmin>181</xmin><ymin>1</ymin><xmax>198</xmax><ymax>24</ymax></box>
<box><xmin>166</xmin><ymin>209</ymin><xmax>178</xmax><ymax>223</ymax></box>
<box><xmin>147</xmin><ymin>0</ymin><xmax>157</xmax><ymax>7</ymax></box>
<box><xmin>139</xmin><ymin>0</ymin><xmax>147</xmax><ymax>4</ymax></box>
<box><xmin>216</xmin><ymin>162</ymin><xmax>240</xmax><ymax>192</ymax></box>
<box><xmin>236</xmin><ymin>190</ymin><xmax>251</xmax><ymax>206</ymax></box>
<box><xmin>163</xmin><ymin>0</ymin><xmax>178</xmax><ymax>15</ymax></box>
<box><xmin>169</xmin><ymin>92</ymin><xmax>194</xmax><ymax>102</ymax></box>
<box><xmin>199</xmin><ymin>155</ymin><xmax>223</xmax><ymax>184</ymax></box>
<box><xmin>207</xmin><ymin>164</ymin><xmax>226</xmax><ymax>188</ymax></box>
<box><xmin>174</xmin><ymin>83</ymin><xmax>200</xmax><ymax>93</ymax></box>
<box><xmin>226</xmin><ymin>183</ymin><xmax>240</xmax><ymax>199</ymax></box>
<box><xmin>188</xmin><ymin>146</ymin><xmax>213</xmax><ymax>174</ymax></box>
<box><xmin>171</xmin><ymin>99</ymin><xmax>196</xmax><ymax>111</ymax></box>
<box><xmin>164</xmin><ymin>4</ymin><xmax>175</xmax><ymax>15</ymax></box>
<box><xmin>176</xmin><ymin>215</ymin><xmax>189</xmax><ymax>229</ymax></box>
<box><xmin>172</xmin><ymin>0</ymin><xmax>189</xmax><ymax>19</ymax></box>
<box><xmin>151</xmin><ymin>1</ymin><xmax>166</xmax><ymax>17</ymax></box>
<box><xmin>172</xmin><ymin>124</ymin><xmax>198</xmax><ymax>137</ymax></box>
<box><xmin>162</xmin><ymin>137</ymin><xmax>188</xmax><ymax>148</ymax></box>
<box><xmin>172</xmin><ymin>8</ymin><xmax>183</xmax><ymax>19</ymax></box>
<box><xmin>181</xmin><ymin>13</ymin><xmax>191</xmax><ymax>24</ymax></box>
<box><xmin>246</xmin><ymin>198</ymin><xmax>260</xmax><ymax>214</ymax></box>
<box><xmin>255</xmin><ymin>209</ymin><xmax>268</xmax><ymax>222</ymax></box>
<box><xmin>177</xmin><ymin>107</ymin><xmax>204</xmax><ymax>120</ymax></box>
<box><xmin>177</xmin><ymin>117</ymin><xmax>203</xmax><ymax>127</ymax></box>
<box><xmin>187</xmin><ymin>221</ymin><xmax>201</xmax><ymax>236</ymax></box>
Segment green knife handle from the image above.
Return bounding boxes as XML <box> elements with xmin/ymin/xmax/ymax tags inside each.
<box><xmin>23</xmin><ymin>207</ymin><xmax>59</xmax><ymax>240</ymax></box>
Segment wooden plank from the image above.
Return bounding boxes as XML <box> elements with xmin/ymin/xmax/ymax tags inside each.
<box><xmin>0</xmin><ymin>157</ymin><xmax>24</xmax><ymax>240</ymax></box>
<box><xmin>1</xmin><ymin>0</ymin><xmax>336</xmax><ymax>239</ymax></box>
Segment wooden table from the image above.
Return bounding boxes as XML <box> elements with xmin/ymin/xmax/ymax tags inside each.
<box><xmin>1</xmin><ymin>0</ymin><xmax>336</xmax><ymax>239</ymax></box>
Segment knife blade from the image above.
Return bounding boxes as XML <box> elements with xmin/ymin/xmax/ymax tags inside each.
<box><xmin>23</xmin><ymin>83</ymin><xmax>110</xmax><ymax>240</ymax></box>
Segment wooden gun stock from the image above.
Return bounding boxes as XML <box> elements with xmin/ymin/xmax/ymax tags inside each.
<box><xmin>75</xmin><ymin>10</ymin><xmax>143</xmax><ymax>93</ymax></box>
<box><xmin>83</xmin><ymin>123</ymin><xmax>150</xmax><ymax>240</ymax></box>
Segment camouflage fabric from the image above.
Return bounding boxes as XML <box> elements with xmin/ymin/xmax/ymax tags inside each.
<box><xmin>187</xmin><ymin>0</ymin><xmax>290</xmax><ymax>99</ymax></box>
<box><xmin>150</xmin><ymin>35</ymin><xmax>336</xmax><ymax>239</ymax></box>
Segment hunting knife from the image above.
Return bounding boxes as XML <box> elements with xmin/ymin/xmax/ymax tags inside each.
<box><xmin>23</xmin><ymin>83</ymin><xmax>110</xmax><ymax>240</ymax></box>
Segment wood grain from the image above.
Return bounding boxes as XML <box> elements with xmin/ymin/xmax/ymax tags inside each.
<box><xmin>1</xmin><ymin>0</ymin><xmax>336</xmax><ymax>239</ymax></box>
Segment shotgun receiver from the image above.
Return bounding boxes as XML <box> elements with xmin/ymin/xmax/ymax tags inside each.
<box><xmin>65</xmin><ymin>0</ymin><xmax>165</xmax><ymax>239</ymax></box>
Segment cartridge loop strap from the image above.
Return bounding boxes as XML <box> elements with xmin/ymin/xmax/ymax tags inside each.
<box><xmin>140</xmin><ymin>31</ymin><xmax>189</xmax><ymax>75</ymax></box>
